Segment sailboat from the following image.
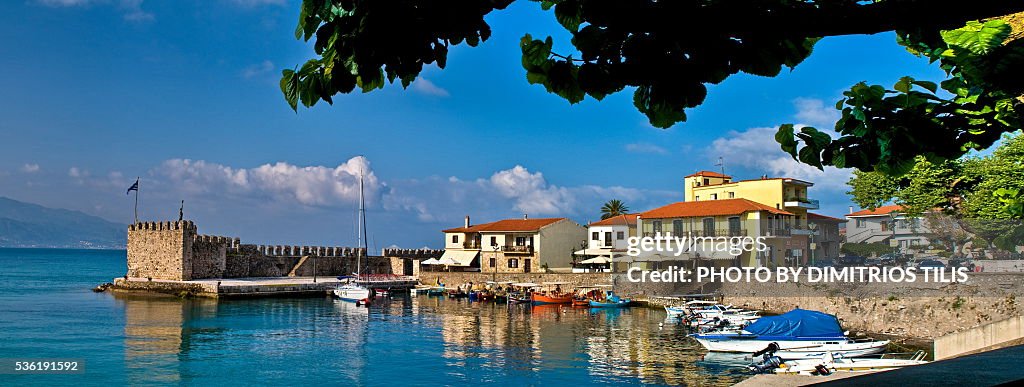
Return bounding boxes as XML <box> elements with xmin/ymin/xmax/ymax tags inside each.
<box><xmin>333</xmin><ymin>169</ymin><xmax>372</xmax><ymax>304</ymax></box>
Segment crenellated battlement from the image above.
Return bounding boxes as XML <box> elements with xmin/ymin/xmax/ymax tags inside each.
<box><xmin>128</xmin><ymin>220</ymin><xmax>197</xmax><ymax>233</ymax></box>
<box><xmin>381</xmin><ymin>248</ymin><xmax>444</xmax><ymax>259</ymax></box>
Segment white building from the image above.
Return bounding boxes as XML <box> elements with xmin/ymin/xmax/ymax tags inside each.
<box><xmin>845</xmin><ymin>205</ymin><xmax>932</xmax><ymax>250</ymax></box>
<box><xmin>440</xmin><ymin>215</ymin><xmax>586</xmax><ymax>273</ymax></box>
<box><xmin>573</xmin><ymin>214</ymin><xmax>638</xmax><ymax>272</ymax></box>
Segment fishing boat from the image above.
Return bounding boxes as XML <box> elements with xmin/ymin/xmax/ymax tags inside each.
<box><xmin>332</xmin><ymin>170</ymin><xmax>372</xmax><ymax>305</ymax></box>
<box><xmin>761</xmin><ymin>350</ymin><xmax>929</xmax><ymax>375</ymax></box>
<box><xmin>508</xmin><ymin>283</ymin><xmax>538</xmax><ymax>304</ymax></box>
<box><xmin>588</xmin><ymin>289</ymin><xmax>631</xmax><ymax>308</ymax></box>
<box><xmin>531</xmin><ymin>282</ymin><xmax>573</xmax><ymax>305</ymax></box>
<box><xmin>690</xmin><ymin>309</ymin><xmax>889</xmax><ymax>358</ymax></box>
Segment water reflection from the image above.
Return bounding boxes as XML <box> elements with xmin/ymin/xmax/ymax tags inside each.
<box><xmin>116</xmin><ymin>293</ymin><xmax>746</xmax><ymax>386</ymax></box>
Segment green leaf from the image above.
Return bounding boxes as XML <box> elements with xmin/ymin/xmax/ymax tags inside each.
<box><xmin>776</xmin><ymin>124</ymin><xmax>798</xmax><ymax>157</ymax></box>
<box><xmin>280</xmin><ymin>69</ymin><xmax>299</xmax><ymax>111</ymax></box>
<box><xmin>940</xmin><ymin>20</ymin><xmax>1011</xmax><ymax>56</ymax></box>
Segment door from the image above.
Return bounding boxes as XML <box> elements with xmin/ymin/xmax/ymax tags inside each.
<box><xmin>524</xmin><ymin>259</ymin><xmax>531</xmax><ymax>273</ymax></box>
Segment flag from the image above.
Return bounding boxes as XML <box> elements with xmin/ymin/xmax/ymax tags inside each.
<box><xmin>126</xmin><ymin>179</ymin><xmax>139</xmax><ymax>195</ymax></box>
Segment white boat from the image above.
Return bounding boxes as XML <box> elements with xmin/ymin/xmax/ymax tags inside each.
<box><xmin>772</xmin><ymin>350</ymin><xmax>929</xmax><ymax>375</ymax></box>
<box><xmin>333</xmin><ymin>283</ymin><xmax>371</xmax><ymax>302</ymax></box>
<box><xmin>691</xmin><ymin>309</ymin><xmax>889</xmax><ymax>358</ymax></box>
<box><xmin>332</xmin><ymin>169</ymin><xmax>372</xmax><ymax>305</ymax></box>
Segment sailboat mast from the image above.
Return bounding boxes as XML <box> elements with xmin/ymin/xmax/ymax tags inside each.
<box><xmin>357</xmin><ymin>170</ymin><xmax>367</xmax><ymax>277</ymax></box>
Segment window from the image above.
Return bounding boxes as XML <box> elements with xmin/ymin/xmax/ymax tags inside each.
<box><xmin>728</xmin><ymin>192</ymin><xmax>735</xmax><ymax>199</ymax></box>
<box><xmin>695</xmin><ymin>196</ymin><xmax>700</xmax><ymax>201</ymax></box>
<box><xmin>856</xmin><ymin>219</ymin><xmax>865</xmax><ymax>228</ymax></box>
<box><xmin>710</xmin><ymin>193</ymin><xmax>718</xmax><ymax>200</ymax></box>
<box><xmin>652</xmin><ymin>220</ymin><xmax>663</xmax><ymax>234</ymax></box>
<box><xmin>728</xmin><ymin>217</ymin><xmax>741</xmax><ymax>235</ymax></box>
<box><xmin>673</xmin><ymin>220</ymin><xmax>683</xmax><ymax>235</ymax></box>
<box><xmin>489</xmin><ymin>257</ymin><xmax>496</xmax><ymax>267</ymax></box>
<box><xmin>452</xmin><ymin>234</ymin><xmax>459</xmax><ymax>243</ymax></box>
<box><xmin>702</xmin><ymin>217</ymin><xmax>715</xmax><ymax>236</ymax></box>
<box><xmin>703</xmin><ymin>178</ymin><xmax>710</xmax><ymax>185</ymax></box>
<box><xmin>604</xmin><ymin>232</ymin><xmax>612</xmax><ymax>247</ymax></box>
<box><xmin>616</xmin><ymin>231</ymin><xmax>625</xmax><ymax>240</ymax></box>
<box><xmin>515</xmin><ymin>236</ymin><xmax>527</xmax><ymax>246</ymax></box>
<box><xmin>508</xmin><ymin>258</ymin><xmax>519</xmax><ymax>268</ymax></box>
<box><xmin>490</xmin><ymin>236</ymin><xmax>498</xmax><ymax>246</ymax></box>
<box><xmin>592</xmin><ymin>231</ymin><xmax>599</xmax><ymax>241</ymax></box>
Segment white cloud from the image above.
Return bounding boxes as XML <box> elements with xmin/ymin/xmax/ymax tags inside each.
<box><xmin>241</xmin><ymin>60</ymin><xmax>275</xmax><ymax>79</ymax></box>
<box><xmin>625</xmin><ymin>142</ymin><xmax>669</xmax><ymax>155</ymax></box>
<box><xmin>154</xmin><ymin>156</ymin><xmax>380</xmax><ymax>207</ymax></box>
<box><xmin>709</xmin><ymin>126</ymin><xmax>851</xmax><ymax>192</ymax></box>
<box><xmin>411</xmin><ymin>78</ymin><xmax>450</xmax><ymax>97</ymax></box>
<box><xmin>21</xmin><ymin>164</ymin><xmax>40</xmax><ymax>173</ymax></box>
<box><xmin>382</xmin><ymin>165</ymin><xmax>676</xmax><ymax>228</ymax></box>
<box><xmin>793</xmin><ymin>97</ymin><xmax>840</xmax><ymax>128</ymax></box>
<box><xmin>68</xmin><ymin>167</ymin><xmax>86</xmax><ymax>178</ymax></box>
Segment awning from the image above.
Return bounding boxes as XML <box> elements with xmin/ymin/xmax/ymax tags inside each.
<box><xmin>580</xmin><ymin>256</ymin><xmax>611</xmax><ymax>264</ymax></box>
<box><xmin>574</xmin><ymin>248</ymin><xmax>617</xmax><ymax>256</ymax></box>
<box><xmin>437</xmin><ymin>250</ymin><xmax>479</xmax><ymax>267</ymax></box>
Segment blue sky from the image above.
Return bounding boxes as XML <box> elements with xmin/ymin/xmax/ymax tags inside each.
<box><xmin>0</xmin><ymin>0</ymin><xmax>949</xmax><ymax>248</ymax></box>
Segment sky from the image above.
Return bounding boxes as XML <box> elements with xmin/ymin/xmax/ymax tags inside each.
<box><xmin>0</xmin><ymin>0</ymin><xmax>950</xmax><ymax>249</ymax></box>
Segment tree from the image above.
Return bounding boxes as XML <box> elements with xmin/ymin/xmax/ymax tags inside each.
<box><xmin>600</xmin><ymin>199</ymin><xmax>628</xmax><ymax>220</ymax></box>
<box><xmin>847</xmin><ymin>133</ymin><xmax>1024</xmax><ymax>248</ymax></box>
<box><xmin>281</xmin><ymin>1</ymin><xmax>1024</xmax><ymax>175</ymax></box>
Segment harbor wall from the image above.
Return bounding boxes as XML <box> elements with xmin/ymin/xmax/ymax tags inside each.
<box><xmin>126</xmin><ymin>220</ymin><xmax>442</xmax><ymax>280</ymax></box>
<box><xmin>422</xmin><ymin>272</ymin><xmax>615</xmax><ymax>288</ymax></box>
<box><xmin>933</xmin><ymin>315</ymin><xmax>1024</xmax><ymax>360</ymax></box>
<box><xmin>712</xmin><ymin>273</ymin><xmax>1024</xmax><ymax>340</ymax></box>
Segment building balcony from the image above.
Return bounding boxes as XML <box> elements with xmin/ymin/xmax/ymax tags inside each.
<box><xmin>463</xmin><ymin>241</ymin><xmax>482</xmax><ymax>249</ymax></box>
<box><xmin>502</xmin><ymin>245</ymin><xmax>534</xmax><ymax>254</ymax></box>
<box><xmin>784</xmin><ymin>198</ymin><xmax>820</xmax><ymax>210</ymax></box>
<box><xmin>761</xmin><ymin>228</ymin><xmax>792</xmax><ymax>237</ymax></box>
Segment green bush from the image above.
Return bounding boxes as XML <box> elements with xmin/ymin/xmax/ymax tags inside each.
<box><xmin>840</xmin><ymin>242</ymin><xmax>893</xmax><ymax>257</ymax></box>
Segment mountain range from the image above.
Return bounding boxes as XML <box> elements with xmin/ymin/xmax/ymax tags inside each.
<box><xmin>0</xmin><ymin>197</ymin><xmax>126</xmax><ymax>249</ymax></box>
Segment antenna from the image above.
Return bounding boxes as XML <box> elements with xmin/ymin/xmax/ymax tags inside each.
<box><xmin>714</xmin><ymin>156</ymin><xmax>725</xmax><ymax>176</ymax></box>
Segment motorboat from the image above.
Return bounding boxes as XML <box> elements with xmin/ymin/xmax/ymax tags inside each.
<box><xmin>588</xmin><ymin>289</ymin><xmax>631</xmax><ymax>308</ymax></box>
<box><xmin>531</xmin><ymin>282</ymin><xmax>573</xmax><ymax>305</ymax></box>
<box><xmin>758</xmin><ymin>350</ymin><xmax>929</xmax><ymax>375</ymax></box>
<box><xmin>691</xmin><ymin>309</ymin><xmax>889</xmax><ymax>358</ymax></box>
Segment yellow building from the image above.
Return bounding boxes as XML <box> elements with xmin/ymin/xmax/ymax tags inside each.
<box><xmin>682</xmin><ymin>171</ymin><xmax>818</xmax><ymax>264</ymax></box>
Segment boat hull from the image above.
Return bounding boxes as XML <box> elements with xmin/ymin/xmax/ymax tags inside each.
<box><xmin>531</xmin><ymin>294</ymin><xmax>573</xmax><ymax>305</ymax></box>
<box><xmin>333</xmin><ymin>286</ymin><xmax>371</xmax><ymax>303</ymax></box>
<box><xmin>589</xmin><ymin>300</ymin><xmax>631</xmax><ymax>308</ymax></box>
<box><xmin>693</xmin><ymin>336</ymin><xmax>889</xmax><ymax>358</ymax></box>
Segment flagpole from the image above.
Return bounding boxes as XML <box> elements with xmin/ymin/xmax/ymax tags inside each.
<box><xmin>134</xmin><ymin>177</ymin><xmax>139</xmax><ymax>224</ymax></box>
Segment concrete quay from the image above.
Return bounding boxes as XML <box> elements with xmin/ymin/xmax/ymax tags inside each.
<box><xmin>110</xmin><ymin>276</ymin><xmax>346</xmax><ymax>298</ymax></box>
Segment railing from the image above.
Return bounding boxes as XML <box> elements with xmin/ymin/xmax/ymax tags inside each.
<box><xmin>503</xmin><ymin>245</ymin><xmax>533</xmax><ymax>254</ymax></box>
<box><xmin>463</xmin><ymin>241</ymin><xmax>482</xmax><ymax>249</ymax></box>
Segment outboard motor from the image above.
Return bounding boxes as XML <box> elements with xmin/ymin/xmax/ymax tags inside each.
<box><xmin>747</xmin><ymin>343</ymin><xmax>783</xmax><ymax>374</ymax></box>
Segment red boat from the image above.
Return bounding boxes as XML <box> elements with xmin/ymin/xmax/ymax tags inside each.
<box><xmin>531</xmin><ymin>293</ymin><xmax>573</xmax><ymax>305</ymax></box>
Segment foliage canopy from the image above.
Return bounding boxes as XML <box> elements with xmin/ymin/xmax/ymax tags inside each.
<box><xmin>281</xmin><ymin>1</ymin><xmax>1024</xmax><ymax>176</ymax></box>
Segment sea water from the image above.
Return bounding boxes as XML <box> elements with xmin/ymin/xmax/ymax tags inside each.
<box><xmin>0</xmin><ymin>248</ymin><xmax>747</xmax><ymax>386</ymax></box>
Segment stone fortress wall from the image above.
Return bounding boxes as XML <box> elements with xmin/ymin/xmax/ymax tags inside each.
<box><xmin>126</xmin><ymin>220</ymin><xmax>443</xmax><ymax>281</ymax></box>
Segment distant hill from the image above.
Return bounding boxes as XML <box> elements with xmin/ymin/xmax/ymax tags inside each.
<box><xmin>0</xmin><ymin>197</ymin><xmax>126</xmax><ymax>249</ymax></box>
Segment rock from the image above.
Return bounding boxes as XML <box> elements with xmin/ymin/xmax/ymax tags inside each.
<box><xmin>92</xmin><ymin>283</ymin><xmax>113</xmax><ymax>292</ymax></box>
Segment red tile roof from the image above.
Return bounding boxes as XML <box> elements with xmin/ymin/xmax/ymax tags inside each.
<box><xmin>639</xmin><ymin>199</ymin><xmax>792</xmax><ymax>218</ymax></box>
<box><xmin>807</xmin><ymin>212</ymin><xmax>846</xmax><ymax>222</ymax></box>
<box><xmin>589</xmin><ymin>214</ymin><xmax>639</xmax><ymax>227</ymax></box>
<box><xmin>846</xmin><ymin>205</ymin><xmax>905</xmax><ymax>217</ymax></box>
<box><xmin>443</xmin><ymin>218</ymin><xmax>566</xmax><ymax>233</ymax></box>
<box><xmin>685</xmin><ymin>170</ymin><xmax>731</xmax><ymax>178</ymax></box>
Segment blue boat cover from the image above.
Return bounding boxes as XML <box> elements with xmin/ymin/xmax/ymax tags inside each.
<box><xmin>743</xmin><ymin>309</ymin><xmax>845</xmax><ymax>339</ymax></box>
